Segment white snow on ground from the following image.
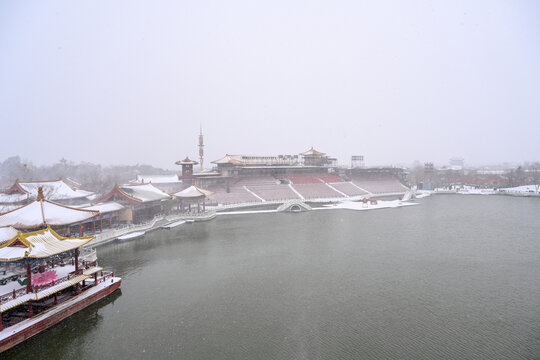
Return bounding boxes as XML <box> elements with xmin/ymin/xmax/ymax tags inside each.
<box><xmin>434</xmin><ymin>186</ymin><xmax>497</xmax><ymax>195</ymax></box>
<box><xmin>217</xmin><ymin>209</ymin><xmax>278</xmax><ymax>216</ymax></box>
<box><xmin>499</xmin><ymin>185</ymin><xmax>540</xmax><ymax>193</ymax></box>
<box><xmin>458</xmin><ymin>188</ymin><xmax>497</xmax><ymax>195</ymax></box>
<box><xmin>217</xmin><ymin>200</ymin><xmax>418</xmax><ymax>216</ymax></box>
<box><xmin>117</xmin><ymin>231</ymin><xmax>145</xmax><ymax>241</ymax></box>
<box><xmin>318</xmin><ymin>199</ymin><xmax>418</xmax><ymax>211</ymax></box>
<box><xmin>415</xmin><ymin>191</ymin><xmax>431</xmax><ymax>199</ymax></box>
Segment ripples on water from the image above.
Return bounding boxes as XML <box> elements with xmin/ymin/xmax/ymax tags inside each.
<box><xmin>5</xmin><ymin>195</ymin><xmax>540</xmax><ymax>359</ymax></box>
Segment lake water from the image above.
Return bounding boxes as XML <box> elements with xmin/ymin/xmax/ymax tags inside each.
<box><xmin>5</xmin><ymin>195</ymin><xmax>540</xmax><ymax>359</ymax></box>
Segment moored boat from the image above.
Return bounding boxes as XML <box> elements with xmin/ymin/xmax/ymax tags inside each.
<box><xmin>0</xmin><ymin>227</ymin><xmax>121</xmax><ymax>353</ymax></box>
<box><xmin>117</xmin><ymin>230</ymin><xmax>146</xmax><ymax>241</ymax></box>
<box><xmin>162</xmin><ymin>220</ymin><xmax>186</xmax><ymax>229</ymax></box>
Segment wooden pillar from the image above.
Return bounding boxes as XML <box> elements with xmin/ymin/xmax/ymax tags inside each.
<box><xmin>197</xmin><ymin>201</ymin><xmax>200</xmax><ymax>213</ymax></box>
<box><xmin>0</xmin><ymin>314</ymin><xmax>3</xmax><ymax>331</ymax></box>
<box><xmin>75</xmin><ymin>248</ymin><xmax>79</xmax><ymax>273</ymax></box>
<box><xmin>203</xmin><ymin>200</ymin><xmax>206</xmax><ymax>212</ymax></box>
<box><xmin>92</xmin><ymin>220</ymin><xmax>96</xmax><ymax>234</ymax></box>
<box><xmin>94</xmin><ymin>273</ymin><xmax>98</xmax><ymax>286</ymax></box>
<box><xmin>100</xmin><ymin>218</ymin><xmax>103</xmax><ymax>232</ymax></box>
<box><xmin>28</xmin><ymin>303</ymin><xmax>33</xmax><ymax>318</ymax></box>
<box><xmin>26</xmin><ymin>263</ymin><xmax>32</xmax><ymax>293</ymax></box>
<box><xmin>109</xmin><ymin>217</ymin><xmax>112</xmax><ymax>229</ymax></box>
<box><xmin>79</xmin><ymin>224</ymin><xmax>83</xmax><ymax>237</ymax></box>
<box><xmin>54</xmin><ymin>293</ymin><xmax>58</xmax><ymax>305</ymax></box>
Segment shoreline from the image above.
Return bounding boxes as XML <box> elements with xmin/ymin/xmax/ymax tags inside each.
<box><xmin>86</xmin><ymin>194</ymin><xmax>417</xmax><ymax>247</ymax></box>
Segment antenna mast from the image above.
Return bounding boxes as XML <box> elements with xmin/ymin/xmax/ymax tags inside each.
<box><xmin>198</xmin><ymin>125</ymin><xmax>204</xmax><ymax>171</ymax></box>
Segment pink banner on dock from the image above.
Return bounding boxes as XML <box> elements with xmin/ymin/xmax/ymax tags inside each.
<box><xmin>32</xmin><ymin>270</ymin><xmax>58</xmax><ymax>286</ymax></box>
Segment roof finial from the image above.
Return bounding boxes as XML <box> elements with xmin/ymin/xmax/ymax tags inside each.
<box><xmin>37</xmin><ymin>186</ymin><xmax>45</xmax><ymax>201</ymax></box>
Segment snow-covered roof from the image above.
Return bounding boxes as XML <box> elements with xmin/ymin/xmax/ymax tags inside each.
<box><xmin>63</xmin><ymin>177</ymin><xmax>82</xmax><ymax>188</ymax></box>
<box><xmin>211</xmin><ymin>155</ymin><xmax>243</xmax><ymax>165</ymax></box>
<box><xmin>76</xmin><ymin>202</ymin><xmax>125</xmax><ymax>213</ymax></box>
<box><xmin>0</xmin><ymin>199</ymin><xmax>99</xmax><ymax>229</ymax></box>
<box><xmin>0</xmin><ymin>227</ymin><xmax>93</xmax><ymax>262</ymax></box>
<box><xmin>5</xmin><ymin>180</ymin><xmax>94</xmax><ymax>201</ymax></box>
<box><xmin>99</xmin><ymin>184</ymin><xmax>171</xmax><ymax>204</ymax></box>
<box><xmin>0</xmin><ymin>193</ymin><xmax>28</xmax><ymax>204</ymax></box>
<box><xmin>0</xmin><ymin>204</ymin><xmax>21</xmax><ymax>214</ymax></box>
<box><xmin>172</xmin><ymin>185</ymin><xmax>214</xmax><ymax>199</ymax></box>
<box><xmin>119</xmin><ymin>184</ymin><xmax>170</xmax><ymax>202</ymax></box>
<box><xmin>300</xmin><ymin>147</ymin><xmax>326</xmax><ymax>156</ymax></box>
<box><xmin>175</xmin><ymin>157</ymin><xmax>199</xmax><ymax>165</ymax></box>
<box><xmin>134</xmin><ymin>174</ymin><xmax>181</xmax><ymax>184</ymax></box>
<box><xmin>0</xmin><ymin>226</ymin><xmax>18</xmax><ymax>245</ymax></box>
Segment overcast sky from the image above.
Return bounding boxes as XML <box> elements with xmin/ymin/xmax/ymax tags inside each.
<box><xmin>1</xmin><ymin>1</ymin><xmax>539</xmax><ymax>169</ymax></box>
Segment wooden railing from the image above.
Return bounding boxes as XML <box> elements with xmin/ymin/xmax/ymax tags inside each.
<box><xmin>0</xmin><ymin>287</ymin><xmax>27</xmax><ymax>304</ymax></box>
<box><xmin>0</xmin><ymin>267</ymin><xmax>114</xmax><ymax>305</ymax></box>
<box><xmin>95</xmin><ymin>271</ymin><xmax>114</xmax><ymax>285</ymax></box>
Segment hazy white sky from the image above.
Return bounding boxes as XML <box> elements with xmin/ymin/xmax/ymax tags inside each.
<box><xmin>1</xmin><ymin>1</ymin><xmax>539</xmax><ymax>169</ymax></box>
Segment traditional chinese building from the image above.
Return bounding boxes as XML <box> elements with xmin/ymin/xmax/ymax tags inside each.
<box><xmin>130</xmin><ymin>174</ymin><xmax>183</xmax><ymax>193</ymax></box>
<box><xmin>0</xmin><ymin>187</ymin><xmax>99</xmax><ymax>235</ymax></box>
<box><xmin>0</xmin><ymin>226</ymin><xmax>121</xmax><ymax>345</ymax></box>
<box><xmin>299</xmin><ymin>147</ymin><xmax>336</xmax><ymax>166</ymax></box>
<box><xmin>175</xmin><ymin>157</ymin><xmax>199</xmax><ymax>187</ymax></box>
<box><xmin>172</xmin><ymin>185</ymin><xmax>214</xmax><ymax>213</ymax></box>
<box><xmin>97</xmin><ymin>184</ymin><xmax>170</xmax><ymax>224</ymax></box>
<box><xmin>0</xmin><ymin>179</ymin><xmax>94</xmax><ymax>206</ymax></box>
<box><xmin>74</xmin><ymin>202</ymin><xmax>125</xmax><ymax>234</ymax></box>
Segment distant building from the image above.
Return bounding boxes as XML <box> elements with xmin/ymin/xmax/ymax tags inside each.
<box><xmin>175</xmin><ymin>157</ymin><xmax>199</xmax><ymax>187</ymax></box>
<box><xmin>97</xmin><ymin>184</ymin><xmax>170</xmax><ymax>224</ymax></box>
<box><xmin>0</xmin><ymin>179</ymin><xmax>94</xmax><ymax>206</ymax></box>
<box><xmin>131</xmin><ymin>174</ymin><xmax>183</xmax><ymax>193</ymax></box>
<box><xmin>210</xmin><ymin>147</ymin><xmax>337</xmax><ymax>177</ymax></box>
<box><xmin>351</xmin><ymin>156</ymin><xmax>365</xmax><ymax>169</ymax></box>
<box><xmin>299</xmin><ymin>147</ymin><xmax>336</xmax><ymax>166</ymax></box>
<box><xmin>449</xmin><ymin>157</ymin><xmax>464</xmax><ymax>171</ymax></box>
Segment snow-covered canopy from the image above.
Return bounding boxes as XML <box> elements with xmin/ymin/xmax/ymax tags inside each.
<box><xmin>0</xmin><ymin>226</ymin><xmax>18</xmax><ymax>245</ymax></box>
<box><xmin>3</xmin><ymin>179</ymin><xmax>94</xmax><ymax>202</ymax></box>
<box><xmin>0</xmin><ymin>199</ymin><xmax>99</xmax><ymax>229</ymax></box>
<box><xmin>172</xmin><ymin>185</ymin><xmax>214</xmax><ymax>199</ymax></box>
<box><xmin>0</xmin><ymin>226</ymin><xmax>92</xmax><ymax>262</ymax></box>
<box><xmin>75</xmin><ymin>202</ymin><xmax>125</xmax><ymax>213</ymax></box>
<box><xmin>99</xmin><ymin>184</ymin><xmax>171</xmax><ymax>204</ymax></box>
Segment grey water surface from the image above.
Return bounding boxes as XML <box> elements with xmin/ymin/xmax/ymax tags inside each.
<box><xmin>6</xmin><ymin>195</ymin><xmax>540</xmax><ymax>359</ymax></box>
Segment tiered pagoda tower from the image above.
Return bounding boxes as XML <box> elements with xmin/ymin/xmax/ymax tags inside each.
<box><xmin>175</xmin><ymin>157</ymin><xmax>199</xmax><ymax>187</ymax></box>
